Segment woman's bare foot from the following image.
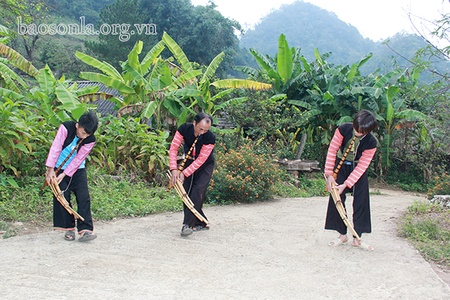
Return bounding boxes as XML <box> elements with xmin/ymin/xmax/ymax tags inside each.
<box><xmin>328</xmin><ymin>234</ymin><xmax>348</xmax><ymax>246</ymax></box>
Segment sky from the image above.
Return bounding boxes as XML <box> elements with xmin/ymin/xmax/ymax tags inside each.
<box><xmin>191</xmin><ymin>0</ymin><xmax>450</xmax><ymax>41</ymax></box>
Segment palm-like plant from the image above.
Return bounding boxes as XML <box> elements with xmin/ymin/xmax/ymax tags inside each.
<box><xmin>161</xmin><ymin>32</ymin><xmax>271</xmax><ymax>125</ymax></box>
<box><xmin>77</xmin><ymin>32</ymin><xmax>271</xmax><ymax>129</ymax></box>
<box><xmin>27</xmin><ymin>65</ymin><xmax>96</xmax><ymax>126</ymax></box>
<box><xmin>238</xmin><ymin>34</ymin><xmax>303</xmax><ymax>95</ymax></box>
<box><xmin>0</xmin><ymin>43</ymin><xmax>39</xmax><ymax>78</ymax></box>
<box><xmin>238</xmin><ymin>34</ymin><xmax>321</xmax><ymax>158</ymax></box>
<box><xmin>77</xmin><ymin>35</ymin><xmax>203</xmax><ymax>129</ymax></box>
<box><xmin>366</xmin><ymin>74</ymin><xmax>427</xmax><ymax>175</ymax></box>
<box><xmin>187</xmin><ymin>51</ymin><xmax>272</xmax><ymax>122</ymax></box>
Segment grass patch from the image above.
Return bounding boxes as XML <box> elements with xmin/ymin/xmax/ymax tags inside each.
<box><xmin>0</xmin><ymin>172</ymin><xmax>181</xmax><ymax>238</ymax></box>
<box><xmin>90</xmin><ymin>175</ymin><xmax>182</xmax><ymax>220</ymax></box>
<box><xmin>399</xmin><ymin>201</ymin><xmax>450</xmax><ymax>267</ymax></box>
<box><xmin>273</xmin><ymin>173</ymin><xmax>327</xmax><ymax>198</ymax></box>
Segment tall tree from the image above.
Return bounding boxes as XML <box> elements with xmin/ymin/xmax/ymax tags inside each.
<box><xmin>85</xmin><ymin>0</ymin><xmax>150</xmax><ymax>69</ymax></box>
<box><xmin>85</xmin><ymin>0</ymin><xmax>241</xmax><ymax>75</ymax></box>
<box><xmin>184</xmin><ymin>3</ymin><xmax>241</xmax><ymax>77</ymax></box>
<box><xmin>44</xmin><ymin>0</ymin><xmax>115</xmax><ymax>24</ymax></box>
<box><xmin>0</xmin><ymin>0</ymin><xmax>28</xmax><ymax>28</ymax></box>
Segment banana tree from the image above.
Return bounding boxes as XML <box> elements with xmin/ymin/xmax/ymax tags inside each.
<box><xmin>0</xmin><ymin>43</ymin><xmax>39</xmax><ymax>78</ymax></box>
<box><xmin>0</xmin><ymin>58</ymin><xmax>29</xmax><ymax>93</ymax></box>
<box><xmin>1</xmin><ymin>32</ymin><xmax>91</xmax><ymax>125</ymax></box>
<box><xmin>0</xmin><ymin>53</ymin><xmax>34</xmax><ymax>178</ymax></box>
<box><xmin>191</xmin><ymin>52</ymin><xmax>272</xmax><ymax>118</ymax></box>
<box><xmin>27</xmin><ymin>65</ymin><xmax>94</xmax><ymax>126</ymax></box>
<box><xmin>373</xmin><ymin>83</ymin><xmax>426</xmax><ymax>175</ymax></box>
<box><xmin>76</xmin><ymin>35</ymin><xmax>202</xmax><ymax>129</ymax></box>
<box><xmin>0</xmin><ymin>92</ymin><xmax>34</xmax><ymax>177</ymax></box>
<box><xmin>238</xmin><ymin>34</ymin><xmax>330</xmax><ymax>158</ymax></box>
<box><xmin>238</xmin><ymin>34</ymin><xmax>303</xmax><ymax>95</ymax></box>
<box><xmin>1</xmin><ymin>39</ymin><xmax>87</xmax><ymax>177</ymax></box>
<box><xmin>161</xmin><ymin>32</ymin><xmax>272</xmax><ymax>126</ymax></box>
<box><xmin>0</xmin><ymin>21</ymin><xmax>38</xmax><ymax>78</ymax></box>
<box><xmin>0</xmin><ymin>26</ymin><xmax>38</xmax><ymax>91</ymax></box>
<box><xmin>77</xmin><ymin>32</ymin><xmax>271</xmax><ymax>128</ymax></box>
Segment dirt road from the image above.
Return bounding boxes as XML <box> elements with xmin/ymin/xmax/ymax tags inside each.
<box><xmin>1</xmin><ymin>189</ymin><xmax>449</xmax><ymax>299</ymax></box>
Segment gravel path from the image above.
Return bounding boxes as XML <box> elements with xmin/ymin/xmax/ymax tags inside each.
<box><xmin>1</xmin><ymin>189</ymin><xmax>449</xmax><ymax>299</ymax></box>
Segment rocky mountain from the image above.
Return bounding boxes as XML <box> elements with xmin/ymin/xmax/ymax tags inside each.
<box><xmin>238</xmin><ymin>1</ymin><xmax>435</xmax><ymax>77</ymax></box>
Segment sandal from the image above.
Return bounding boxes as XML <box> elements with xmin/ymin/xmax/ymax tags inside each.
<box><xmin>79</xmin><ymin>231</ymin><xmax>97</xmax><ymax>242</ymax></box>
<box><xmin>328</xmin><ymin>238</ymin><xmax>348</xmax><ymax>247</ymax></box>
<box><xmin>352</xmin><ymin>241</ymin><xmax>374</xmax><ymax>251</ymax></box>
<box><xmin>180</xmin><ymin>225</ymin><xmax>193</xmax><ymax>236</ymax></box>
<box><xmin>64</xmin><ymin>230</ymin><xmax>75</xmax><ymax>241</ymax></box>
<box><xmin>192</xmin><ymin>225</ymin><xmax>210</xmax><ymax>232</ymax></box>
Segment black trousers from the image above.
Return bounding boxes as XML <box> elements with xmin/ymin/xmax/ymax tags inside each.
<box><xmin>182</xmin><ymin>162</ymin><xmax>214</xmax><ymax>227</ymax></box>
<box><xmin>324</xmin><ymin>163</ymin><xmax>372</xmax><ymax>237</ymax></box>
<box><xmin>53</xmin><ymin>168</ymin><xmax>94</xmax><ymax>232</ymax></box>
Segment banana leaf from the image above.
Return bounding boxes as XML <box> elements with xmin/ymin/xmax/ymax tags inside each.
<box><xmin>211</xmin><ymin>79</ymin><xmax>272</xmax><ymax>90</ymax></box>
<box><xmin>200</xmin><ymin>52</ymin><xmax>225</xmax><ymax>87</ymax></box>
<box><xmin>0</xmin><ymin>43</ymin><xmax>39</xmax><ymax>77</ymax></box>
<box><xmin>162</xmin><ymin>32</ymin><xmax>193</xmax><ymax>72</ymax></box>
<box><xmin>79</xmin><ymin>72</ymin><xmax>135</xmax><ymax>94</ymax></box>
<box><xmin>75</xmin><ymin>51</ymin><xmax>122</xmax><ymax>80</ymax></box>
<box><xmin>277</xmin><ymin>33</ymin><xmax>293</xmax><ymax>84</ymax></box>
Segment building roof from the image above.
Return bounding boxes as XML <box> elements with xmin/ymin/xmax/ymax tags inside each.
<box><xmin>74</xmin><ymin>81</ymin><xmax>121</xmax><ymax>98</ymax></box>
<box><xmin>71</xmin><ymin>81</ymin><xmax>121</xmax><ymax>116</ymax></box>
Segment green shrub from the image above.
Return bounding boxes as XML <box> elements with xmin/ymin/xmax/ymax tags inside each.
<box><xmin>406</xmin><ymin>200</ymin><xmax>441</xmax><ymax>214</ymax></box>
<box><xmin>0</xmin><ymin>99</ymin><xmax>38</xmax><ymax>177</ymax></box>
<box><xmin>0</xmin><ymin>175</ymin><xmax>53</xmax><ymax>223</ymax></box>
<box><xmin>214</xmin><ymin>128</ymin><xmax>246</xmax><ymax>154</ymax></box>
<box><xmin>297</xmin><ymin>173</ymin><xmax>327</xmax><ymax>197</ymax></box>
<box><xmin>428</xmin><ymin>172</ymin><xmax>450</xmax><ymax>198</ymax></box>
<box><xmin>385</xmin><ymin>159</ymin><xmax>429</xmax><ymax>193</ymax></box>
<box><xmin>207</xmin><ymin>142</ymin><xmax>284</xmax><ymax>204</ymax></box>
<box><xmin>90</xmin><ymin>116</ymin><xmax>169</xmax><ymax>180</ymax></box>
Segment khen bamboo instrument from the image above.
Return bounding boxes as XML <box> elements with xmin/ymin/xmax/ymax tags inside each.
<box><xmin>48</xmin><ymin>177</ymin><xmax>84</xmax><ymax>221</ymax></box>
<box><xmin>323</xmin><ymin>135</ymin><xmax>357</xmax><ymax>195</ymax></box>
<box><xmin>168</xmin><ymin>136</ymin><xmax>199</xmax><ymax>190</ymax></box>
<box><xmin>166</xmin><ymin>170</ymin><xmax>209</xmax><ymax>225</ymax></box>
<box><xmin>167</xmin><ymin>135</ymin><xmax>208</xmax><ymax>224</ymax></box>
<box><xmin>332</xmin><ymin>135</ymin><xmax>356</xmax><ymax>180</ymax></box>
<box><xmin>328</xmin><ymin>135</ymin><xmax>360</xmax><ymax>239</ymax></box>
<box><xmin>324</xmin><ymin>174</ymin><xmax>360</xmax><ymax>241</ymax></box>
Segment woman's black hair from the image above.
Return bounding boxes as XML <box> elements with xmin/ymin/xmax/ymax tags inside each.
<box><xmin>194</xmin><ymin>112</ymin><xmax>213</xmax><ymax>125</ymax></box>
<box><xmin>353</xmin><ymin>109</ymin><xmax>377</xmax><ymax>135</ymax></box>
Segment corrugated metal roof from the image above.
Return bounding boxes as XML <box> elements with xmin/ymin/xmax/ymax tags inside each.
<box><xmin>70</xmin><ymin>81</ymin><xmax>120</xmax><ymax>116</ymax></box>
<box><xmin>74</xmin><ymin>81</ymin><xmax>121</xmax><ymax>98</ymax></box>
<box><xmin>92</xmin><ymin>99</ymin><xmax>117</xmax><ymax>116</ymax></box>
